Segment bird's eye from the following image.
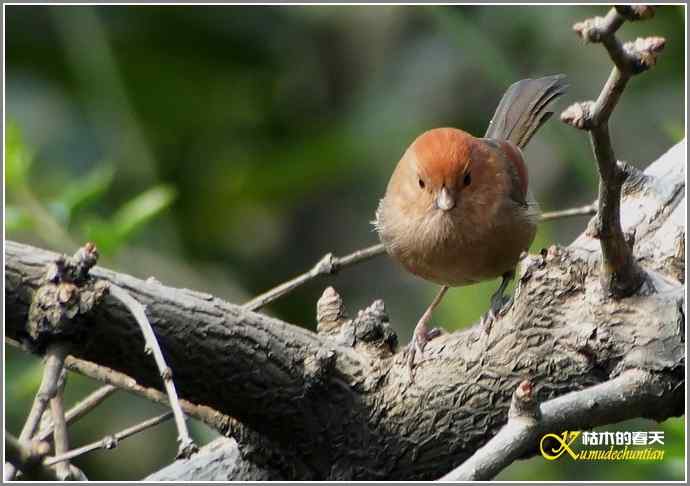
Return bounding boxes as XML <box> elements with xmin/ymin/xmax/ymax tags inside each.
<box><xmin>463</xmin><ymin>172</ymin><xmax>472</xmax><ymax>186</ymax></box>
<box><xmin>418</xmin><ymin>178</ymin><xmax>425</xmax><ymax>189</ymax></box>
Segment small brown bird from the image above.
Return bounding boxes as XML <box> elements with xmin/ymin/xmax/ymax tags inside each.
<box><xmin>374</xmin><ymin>75</ymin><xmax>568</xmax><ymax>369</ymax></box>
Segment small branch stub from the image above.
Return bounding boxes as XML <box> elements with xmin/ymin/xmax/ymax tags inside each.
<box><xmin>508</xmin><ymin>380</ymin><xmax>540</xmax><ymax>421</ymax></box>
<box><xmin>316</xmin><ymin>286</ymin><xmax>348</xmax><ymax>335</ymax></box>
<box><xmin>560</xmin><ymin>101</ymin><xmax>595</xmax><ymax>130</ymax></box>
<box><xmin>615</xmin><ymin>5</ymin><xmax>655</xmax><ymax>22</ymax></box>
<box><xmin>624</xmin><ymin>36</ymin><xmax>666</xmax><ymax>74</ymax></box>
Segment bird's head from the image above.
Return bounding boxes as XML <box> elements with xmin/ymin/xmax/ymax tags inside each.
<box><xmin>406</xmin><ymin>127</ymin><xmax>478</xmax><ymax>215</ymax></box>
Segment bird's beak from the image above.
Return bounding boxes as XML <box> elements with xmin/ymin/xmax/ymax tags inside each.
<box><xmin>436</xmin><ymin>186</ymin><xmax>455</xmax><ymax>211</ymax></box>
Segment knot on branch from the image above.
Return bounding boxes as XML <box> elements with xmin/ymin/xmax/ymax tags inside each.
<box><xmin>508</xmin><ymin>380</ymin><xmax>540</xmax><ymax>421</ymax></box>
<box><xmin>27</xmin><ymin>439</ymin><xmax>51</xmax><ymax>462</ymax></box>
<box><xmin>314</xmin><ymin>252</ymin><xmax>336</xmax><ymax>275</ymax></box>
<box><xmin>560</xmin><ymin>101</ymin><xmax>595</xmax><ymax>130</ymax></box>
<box><xmin>317</xmin><ymin>287</ymin><xmax>398</xmax><ymax>356</ymax></box>
<box><xmin>624</xmin><ymin>36</ymin><xmax>666</xmax><ymax>74</ymax></box>
<box><xmin>103</xmin><ymin>435</ymin><xmax>118</xmax><ymax>450</ymax></box>
<box><xmin>28</xmin><ymin>242</ymin><xmax>108</xmax><ymax>342</ymax></box>
<box><xmin>615</xmin><ymin>5</ymin><xmax>655</xmax><ymax>22</ymax></box>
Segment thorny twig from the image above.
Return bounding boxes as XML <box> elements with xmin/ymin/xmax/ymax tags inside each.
<box><xmin>561</xmin><ymin>5</ymin><xmax>662</xmax><ymax>297</ymax></box>
<box><xmin>109</xmin><ymin>284</ymin><xmax>198</xmax><ymax>458</ymax></box>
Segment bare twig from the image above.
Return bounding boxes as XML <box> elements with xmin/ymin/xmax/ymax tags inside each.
<box><xmin>37</xmin><ymin>385</ymin><xmax>118</xmax><ymax>442</ymax></box>
<box><xmin>440</xmin><ymin>369</ymin><xmax>668</xmax><ymax>481</ymax></box>
<box><xmin>242</xmin><ymin>243</ymin><xmax>385</xmax><ymax>311</ymax></box>
<box><xmin>5</xmin><ymin>433</ymin><xmax>58</xmax><ymax>481</ymax></box>
<box><xmin>45</xmin><ymin>412</ymin><xmax>173</xmax><ymax>467</ymax></box>
<box><xmin>561</xmin><ymin>6</ymin><xmax>663</xmax><ymax>297</ymax></box>
<box><xmin>7</xmin><ymin>338</ymin><xmax>236</xmax><ymax>436</ymax></box>
<box><xmin>49</xmin><ymin>371</ymin><xmax>71</xmax><ymax>480</ymax></box>
<box><xmin>243</xmin><ymin>203</ymin><xmax>602</xmax><ymax>312</ymax></box>
<box><xmin>108</xmin><ymin>284</ymin><xmax>197</xmax><ymax>458</ymax></box>
<box><xmin>17</xmin><ymin>343</ymin><xmax>69</xmax><ymax>442</ymax></box>
<box><xmin>5</xmin><ymin>342</ymin><xmax>69</xmax><ymax>481</ymax></box>
<box><xmin>540</xmin><ymin>202</ymin><xmax>597</xmax><ymax>221</ymax></box>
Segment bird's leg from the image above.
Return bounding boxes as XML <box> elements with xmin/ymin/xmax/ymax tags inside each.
<box><xmin>406</xmin><ymin>285</ymin><xmax>448</xmax><ymax>372</ymax></box>
<box><xmin>480</xmin><ymin>270</ymin><xmax>515</xmax><ymax>334</ymax></box>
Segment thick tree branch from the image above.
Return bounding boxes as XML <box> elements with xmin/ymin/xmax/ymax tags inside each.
<box><xmin>5</xmin><ymin>139</ymin><xmax>684</xmax><ymax>479</ymax></box>
<box><xmin>441</xmin><ymin>369</ymin><xmax>675</xmax><ymax>480</ymax></box>
<box><xmin>561</xmin><ymin>6</ymin><xmax>664</xmax><ymax>297</ymax></box>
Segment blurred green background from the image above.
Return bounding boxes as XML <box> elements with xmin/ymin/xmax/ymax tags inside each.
<box><xmin>5</xmin><ymin>5</ymin><xmax>684</xmax><ymax>481</ymax></box>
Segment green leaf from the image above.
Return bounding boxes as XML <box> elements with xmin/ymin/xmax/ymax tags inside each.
<box><xmin>5</xmin><ymin>121</ymin><xmax>34</xmax><ymax>188</ymax></box>
<box><xmin>51</xmin><ymin>164</ymin><xmax>116</xmax><ymax>225</ymax></box>
<box><xmin>84</xmin><ymin>184</ymin><xmax>177</xmax><ymax>255</ymax></box>
<box><xmin>111</xmin><ymin>184</ymin><xmax>176</xmax><ymax>238</ymax></box>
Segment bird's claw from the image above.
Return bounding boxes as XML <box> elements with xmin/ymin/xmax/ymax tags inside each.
<box><xmin>405</xmin><ymin>326</ymin><xmax>441</xmax><ymax>378</ymax></box>
<box><xmin>481</xmin><ymin>295</ymin><xmax>513</xmax><ymax>334</ymax></box>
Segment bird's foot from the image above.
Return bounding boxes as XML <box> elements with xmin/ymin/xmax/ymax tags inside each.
<box><xmin>480</xmin><ymin>295</ymin><xmax>513</xmax><ymax>334</ymax></box>
<box><xmin>405</xmin><ymin>324</ymin><xmax>442</xmax><ymax>378</ymax></box>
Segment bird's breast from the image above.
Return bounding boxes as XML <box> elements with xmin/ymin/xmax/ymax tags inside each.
<box><xmin>377</xmin><ymin>196</ymin><xmax>538</xmax><ymax>287</ymax></box>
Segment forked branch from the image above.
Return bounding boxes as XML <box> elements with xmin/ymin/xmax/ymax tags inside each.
<box><xmin>561</xmin><ymin>5</ymin><xmax>664</xmax><ymax>297</ymax></box>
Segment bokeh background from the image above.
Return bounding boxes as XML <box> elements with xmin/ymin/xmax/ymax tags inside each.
<box><xmin>5</xmin><ymin>4</ymin><xmax>685</xmax><ymax>481</ymax></box>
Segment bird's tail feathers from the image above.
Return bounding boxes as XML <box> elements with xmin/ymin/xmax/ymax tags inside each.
<box><xmin>484</xmin><ymin>74</ymin><xmax>568</xmax><ymax>149</ymax></box>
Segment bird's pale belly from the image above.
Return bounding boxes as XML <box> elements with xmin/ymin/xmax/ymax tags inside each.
<box><xmin>394</xmin><ymin>214</ymin><xmax>537</xmax><ymax>287</ymax></box>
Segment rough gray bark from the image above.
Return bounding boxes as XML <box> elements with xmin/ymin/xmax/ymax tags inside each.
<box><xmin>5</xmin><ymin>141</ymin><xmax>685</xmax><ymax>480</ymax></box>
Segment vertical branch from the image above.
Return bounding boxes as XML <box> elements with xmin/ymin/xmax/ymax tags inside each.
<box><xmin>560</xmin><ymin>5</ymin><xmax>664</xmax><ymax>297</ymax></box>
<box><xmin>49</xmin><ymin>371</ymin><xmax>71</xmax><ymax>480</ymax></box>
<box><xmin>4</xmin><ymin>342</ymin><xmax>69</xmax><ymax>481</ymax></box>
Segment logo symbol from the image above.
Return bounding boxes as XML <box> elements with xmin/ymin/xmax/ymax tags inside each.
<box><xmin>540</xmin><ymin>431</ymin><xmax>581</xmax><ymax>460</ymax></box>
